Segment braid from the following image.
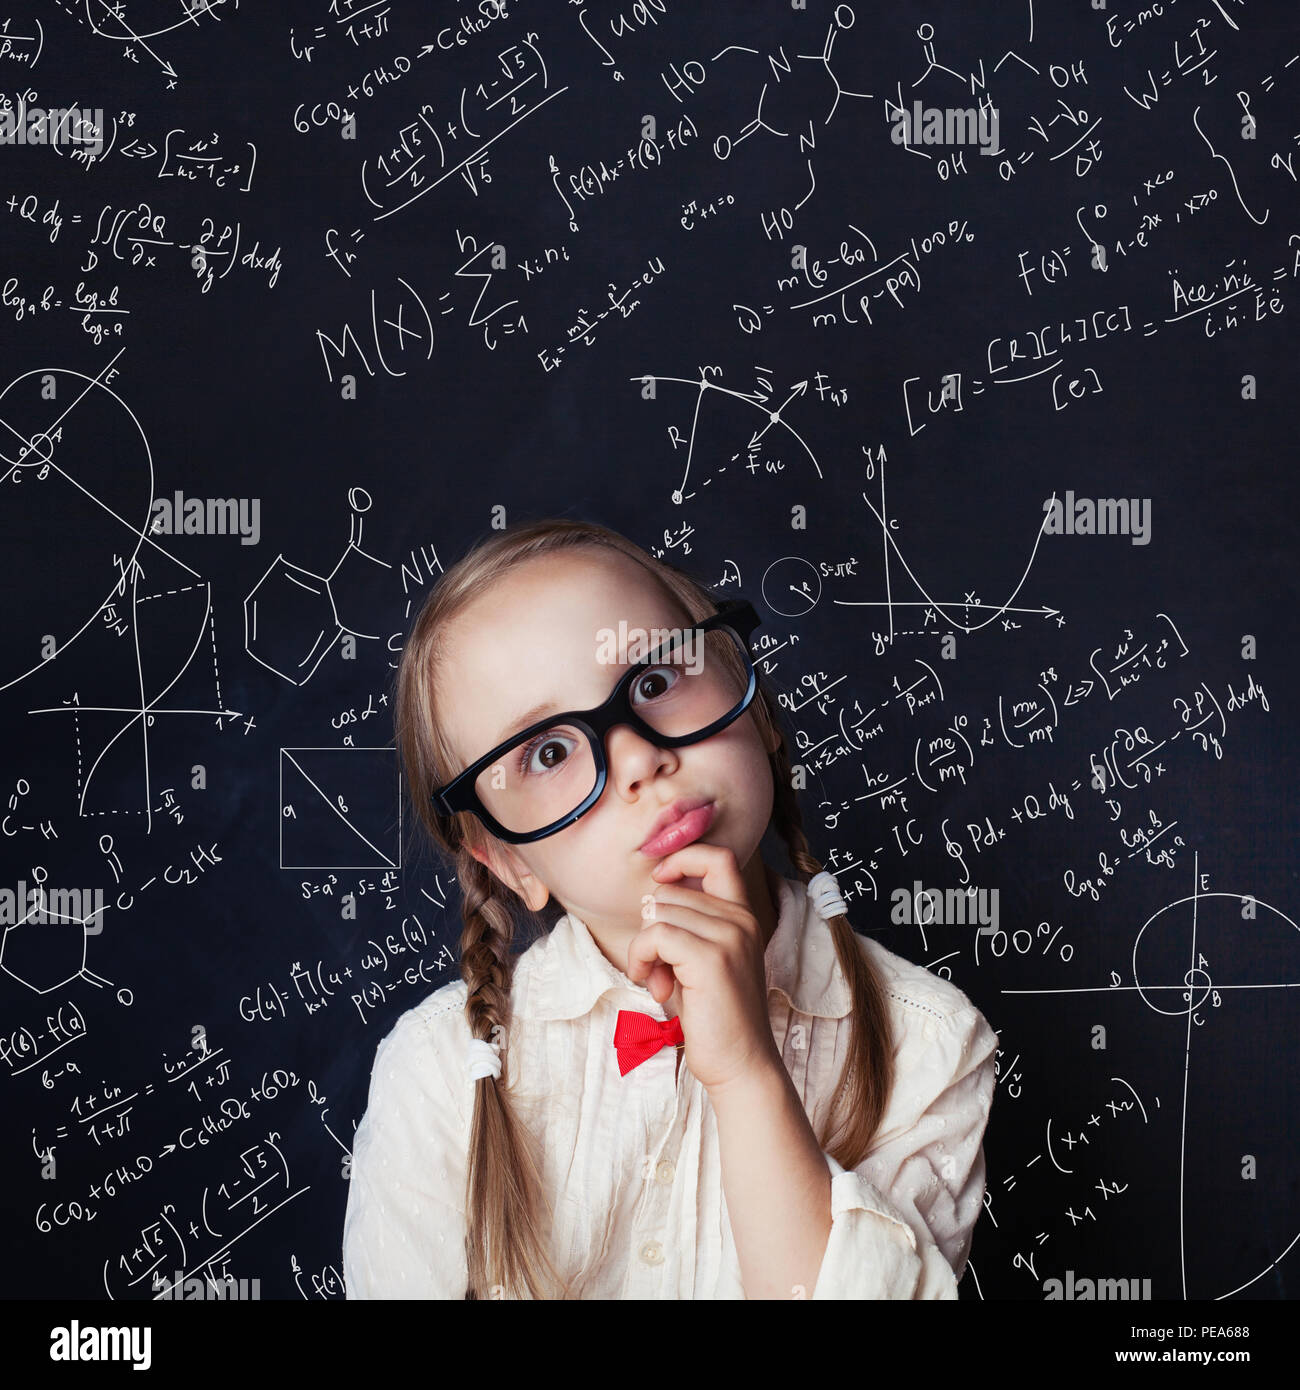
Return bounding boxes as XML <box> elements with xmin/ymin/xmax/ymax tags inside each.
<box><xmin>767</xmin><ymin>738</ymin><xmax>897</xmax><ymax>1168</ymax></box>
<box><xmin>458</xmin><ymin>852</ymin><xmax>515</xmax><ymax>1060</ymax></box>
<box><xmin>457</xmin><ymin>852</ymin><xmax>572</xmax><ymax>1300</ymax></box>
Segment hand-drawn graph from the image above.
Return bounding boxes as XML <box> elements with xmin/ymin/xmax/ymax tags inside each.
<box><xmin>637</xmin><ymin>368</ymin><xmax>1061</xmax><ymax>642</ymax></box>
<box><xmin>0</xmin><ymin>358</ymin><xmax>154</xmax><ymax>694</ymax></box>
<box><xmin>837</xmin><ymin>473</ymin><xmax>1063</xmax><ymax>642</ymax></box>
<box><xmin>81</xmin><ymin>0</ymin><xmax>229</xmax><ymax>80</ymax></box>
<box><xmin>3</xmin><ymin>355</ymin><xmax>242</xmax><ymax>832</ymax></box>
<box><xmin>1005</xmin><ymin>851</ymin><xmax>1300</xmax><ymax>1301</ymax></box>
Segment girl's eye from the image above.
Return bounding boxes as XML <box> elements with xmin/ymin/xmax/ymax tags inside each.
<box><xmin>633</xmin><ymin>665</ymin><xmax>679</xmax><ymax>702</ymax></box>
<box><xmin>517</xmin><ymin>731</ymin><xmax>578</xmax><ymax>777</ymax></box>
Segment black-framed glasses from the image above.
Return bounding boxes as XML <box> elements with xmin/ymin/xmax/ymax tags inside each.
<box><xmin>431</xmin><ymin>598</ymin><xmax>763</xmax><ymax>843</ymax></box>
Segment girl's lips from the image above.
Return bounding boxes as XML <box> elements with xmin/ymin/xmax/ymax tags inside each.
<box><xmin>638</xmin><ymin>801</ymin><xmax>716</xmax><ymax>857</ymax></box>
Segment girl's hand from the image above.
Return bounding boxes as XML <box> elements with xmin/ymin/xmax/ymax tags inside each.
<box><xmin>627</xmin><ymin>843</ymin><xmax>782</xmax><ymax>1094</ymax></box>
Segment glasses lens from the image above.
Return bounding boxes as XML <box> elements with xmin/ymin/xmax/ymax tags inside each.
<box><xmin>472</xmin><ymin>625</ymin><xmax>752</xmax><ymax>835</ymax></box>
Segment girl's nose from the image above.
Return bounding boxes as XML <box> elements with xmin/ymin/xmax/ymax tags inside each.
<box><xmin>604</xmin><ymin>722</ymin><xmax>675</xmax><ymax>796</ymax></box>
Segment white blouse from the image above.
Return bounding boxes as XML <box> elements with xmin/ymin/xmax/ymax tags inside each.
<box><xmin>342</xmin><ymin>872</ymin><xmax>999</xmax><ymax>1299</ymax></box>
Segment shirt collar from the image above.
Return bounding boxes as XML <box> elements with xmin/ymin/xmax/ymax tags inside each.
<box><xmin>511</xmin><ymin>872</ymin><xmax>853</xmax><ymax>1023</ymax></box>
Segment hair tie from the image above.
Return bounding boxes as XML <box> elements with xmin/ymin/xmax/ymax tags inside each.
<box><xmin>467</xmin><ymin>1036</ymin><xmax>502</xmax><ymax>1081</ymax></box>
<box><xmin>808</xmin><ymin>870</ymin><xmax>847</xmax><ymax>921</ymax></box>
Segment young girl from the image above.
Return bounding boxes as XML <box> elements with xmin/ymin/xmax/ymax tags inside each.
<box><xmin>342</xmin><ymin>518</ymin><xmax>999</xmax><ymax>1300</ymax></box>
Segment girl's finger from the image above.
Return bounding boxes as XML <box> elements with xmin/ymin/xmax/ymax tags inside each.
<box><xmin>645</xmin><ymin>961</ymin><xmax>675</xmax><ymax>1004</ymax></box>
<box><xmin>640</xmin><ymin>891</ymin><xmax>736</xmax><ymax>943</ymax></box>
<box><xmin>651</xmin><ymin>842</ymin><xmax>749</xmax><ymax>908</ymax></box>
<box><xmin>627</xmin><ymin>920</ymin><xmax>706</xmax><ymax>989</ymax></box>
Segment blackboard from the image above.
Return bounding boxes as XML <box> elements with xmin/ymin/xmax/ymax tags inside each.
<box><xmin>3</xmin><ymin>0</ymin><xmax>1298</xmax><ymax>1312</ymax></box>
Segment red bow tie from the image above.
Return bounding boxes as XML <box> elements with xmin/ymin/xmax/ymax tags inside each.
<box><xmin>613</xmin><ymin>1009</ymin><xmax>684</xmax><ymax>1076</ymax></box>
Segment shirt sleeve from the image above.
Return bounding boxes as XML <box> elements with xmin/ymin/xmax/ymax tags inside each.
<box><xmin>811</xmin><ymin>1003</ymin><xmax>999</xmax><ymax>1300</ymax></box>
<box><xmin>342</xmin><ymin>1007</ymin><xmax>471</xmax><ymax>1299</ymax></box>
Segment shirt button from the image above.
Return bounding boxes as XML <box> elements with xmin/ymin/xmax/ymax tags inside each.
<box><xmin>655</xmin><ymin>1160</ymin><xmax>675</xmax><ymax>1185</ymax></box>
<box><xmin>639</xmin><ymin>1240</ymin><xmax>664</xmax><ymax>1265</ymax></box>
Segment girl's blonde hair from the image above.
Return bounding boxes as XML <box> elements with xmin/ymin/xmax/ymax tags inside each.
<box><xmin>394</xmin><ymin>517</ymin><xmax>897</xmax><ymax>1299</ymax></box>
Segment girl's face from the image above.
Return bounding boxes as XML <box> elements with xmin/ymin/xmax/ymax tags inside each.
<box><xmin>436</xmin><ymin>550</ymin><xmax>781</xmax><ymax>936</ymax></box>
